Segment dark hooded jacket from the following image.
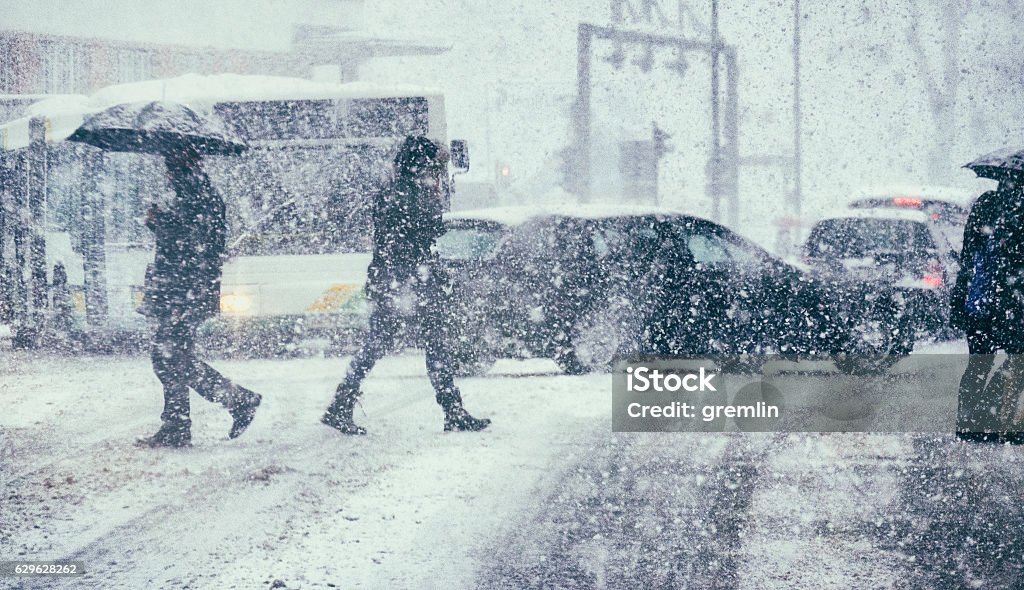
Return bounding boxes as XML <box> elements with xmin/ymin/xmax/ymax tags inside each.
<box><xmin>951</xmin><ymin>186</ymin><xmax>1024</xmax><ymax>348</ymax></box>
<box><xmin>951</xmin><ymin>190</ymin><xmax>1002</xmax><ymax>330</ymax></box>
<box><xmin>144</xmin><ymin>163</ymin><xmax>227</xmax><ymax>322</ymax></box>
<box><xmin>365</xmin><ymin>173</ymin><xmax>446</xmax><ymax>298</ymax></box>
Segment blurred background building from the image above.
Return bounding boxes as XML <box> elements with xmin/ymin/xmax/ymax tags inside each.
<box><xmin>0</xmin><ymin>0</ymin><xmax>448</xmax><ymax>121</ymax></box>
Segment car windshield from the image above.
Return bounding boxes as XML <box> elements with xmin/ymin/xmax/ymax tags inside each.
<box><xmin>436</xmin><ymin>224</ymin><xmax>505</xmax><ymax>260</ymax></box>
<box><xmin>807</xmin><ymin>218</ymin><xmax>936</xmax><ymax>258</ymax></box>
<box><xmin>229</xmin><ymin>195</ymin><xmax>372</xmax><ymax>256</ymax></box>
<box><xmin>848</xmin><ymin>198</ymin><xmax>967</xmax><ymax>252</ymax></box>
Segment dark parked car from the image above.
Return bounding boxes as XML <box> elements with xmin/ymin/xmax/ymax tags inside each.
<box><xmin>803</xmin><ymin>208</ymin><xmax>960</xmax><ymax>349</ymax></box>
<box><xmin>437</xmin><ymin>205</ymin><xmax>870</xmax><ymax>375</ymax></box>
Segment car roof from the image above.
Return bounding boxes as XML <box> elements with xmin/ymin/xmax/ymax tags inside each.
<box><xmin>847</xmin><ymin>185</ymin><xmax>977</xmax><ymax>208</ymax></box>
<box><xmin>444</xmin><ymin>207</ymin><xmax>546</xmax><ymax>227</ymax></box>
<box><xmin>444</xmin><ymin>204</ymin><xmax>690</xmax><ymax>227</ymax></box>
<box><xmin>814</xmin><ymin>208</ymin><xmax>933</xmax><ymax>225</ymax></box>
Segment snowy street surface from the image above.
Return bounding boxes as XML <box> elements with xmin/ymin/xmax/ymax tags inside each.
<box><xmin>3</xmin><ymin>347</ymin><xmax>1024</xmax><ymax>589</ymax></box>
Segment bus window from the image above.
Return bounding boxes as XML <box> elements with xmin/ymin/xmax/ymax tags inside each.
<box><xmin>214</xmin><ymin>96</ymin><xmax>429</xmax><ymax>141</ymax></box>
<box><xmin>220</xmin><ymin>143</ymin><xmax>389</xmax><ymax>257</ymax></box>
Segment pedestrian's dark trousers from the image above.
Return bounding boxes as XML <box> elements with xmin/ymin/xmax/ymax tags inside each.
<box><xmin>957</xmin><ymin>320</ymin><xmax>999</xmax><ymax>433</ymax></box>
<box><xmin>338</xmin><ymin>276</ymin><xmax>462</xmax><ymax>410</ymax></box>
<box><xmin>151</xmin><ymin>313</ymin><xmax>240</xmax><ymax>423</ymax></box>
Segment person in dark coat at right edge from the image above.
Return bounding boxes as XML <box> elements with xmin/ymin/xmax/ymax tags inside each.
<box><xmin>322</xmin><ymin>136</ymin><xmax>490</xmax><ymax>435</ymax></box>
<box><xmin>950</xmin><ymin>171</ymin><xmax>1024</xmax><ymax>442</ymax></box>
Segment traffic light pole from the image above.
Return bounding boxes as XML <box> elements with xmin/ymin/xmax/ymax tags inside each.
<box><xmin>575</xmin><ymin>25</ymin><xmax>593</xmax><ymax>203</ymax></box>
<box><xmin>711</xmin><ymin>0</ymin><xmax>721</xmax><ymax>220</ymax></box>
<box><xmin>573</xmin><ymin>23</ymin><xmax>738</xmax><ymax>224</ymax></box>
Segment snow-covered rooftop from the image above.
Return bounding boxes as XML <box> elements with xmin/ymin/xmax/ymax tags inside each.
<box><xmin>85</xmin><ymin>74</ymin><xmax>442</xmax><ymax>109</ymax></box>
<box><xmin>0</xmin><ymin>73</ymin><xmax>443</xmax><ymax>151</ymax></box>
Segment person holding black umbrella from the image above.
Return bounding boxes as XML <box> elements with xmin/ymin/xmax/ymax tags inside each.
<box><xmin>952</xmin><ymin>157</ymin><xmax>1024</xmax><ymax>442</ymax></box>
<box><xmin>66</xmin><ymin>100</ymin><xmax>260</xmax><ymax>448</ymax></box>
<box><xmin>321</xmin><ymin>135</ymin><xmax>490</xmax><ymax>435</ymax></box>
<box><xmin>137</xmin><ymin>145</ymin><xmax>262</xmax><ymax>448</ymax></box>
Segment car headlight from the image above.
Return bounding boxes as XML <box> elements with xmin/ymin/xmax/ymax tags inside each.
<box><xmin>220</xmin><ymin>292</ymin><xmax>255</xmax><ymax>315</ymax></box>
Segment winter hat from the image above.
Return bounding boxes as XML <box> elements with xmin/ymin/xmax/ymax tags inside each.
<box><xmin>394</xmin><ymin>135</ymin><xmax>442</xmax><ymax>175</ymax></box>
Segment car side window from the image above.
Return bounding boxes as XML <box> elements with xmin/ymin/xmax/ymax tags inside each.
<box><xmin>506</xmin><ymin>220</ymin><xmax>557</xmax><ymax>268</ymax></box>
<box><xmin>435</xmin><ymin>225</ymin><xmax>504</xmax><ymax>260</ymax></box>
<box><xmin>687</xmin><ymin>233</ymin><xmax>731</xmax><ymax>265</ymax></box>
<box><xmin>720</xmin><ymin>236</ymin><xmax>768</xmax><ymax>267</ymax></box>
<box><xmin>934</xmin><ymin>224</ymin><xmax>961</xmax><ymax>255</ymax></box>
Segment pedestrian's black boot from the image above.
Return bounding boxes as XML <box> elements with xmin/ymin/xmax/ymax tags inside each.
<box><xmin>136</xmin><ymin>418</ymin><xmax>192</xmax><ymax>448</ymax></box>
<box><xmin>228</xmin><ymin>387</ymin><xmax>262</xmax><ymax>439</ymax></box>
<box><xmin>955</xmin><ymin>429</ymin><xmax>1000</xmax><ymax>444</ymax></box>
<box><xmin>443</xmin><ymin>406</ymin><xmax>491</xmax><ymax>432</ymax></box>
<box><xmin>321</xmin><ymin>386</ymin><xmax>366</xmax><ymax>435</ymax></box>
<box><xmin>999</xmin><ymin>431</ymin><xmax>1024</xmax><ymax>445</ymax></box>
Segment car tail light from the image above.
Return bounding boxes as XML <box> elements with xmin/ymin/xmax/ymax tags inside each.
<box><xmin>893</xmin><ymin>196</ymin><xmax>922</xmax><ymax>206</ymax></box>
<box><xmin>921</xmin><ymin>259</ymin><xmax>943</xmax><ymax>287</ymax></box>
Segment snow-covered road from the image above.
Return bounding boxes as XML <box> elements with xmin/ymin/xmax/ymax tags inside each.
<box><xmin>2</xmin><ymin>349</ymin><xmax>1024</xmax><ymax>589</ymax></box>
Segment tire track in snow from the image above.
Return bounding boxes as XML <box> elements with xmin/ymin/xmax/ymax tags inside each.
<box><xmin>881</xmin><ymin>436</ymin><xmax>1024</xmax><ymax>589</ymax></box>
<box><xmin>481</xmin><ymin>434</ymin><xmax>779</xmax><ymax>589</ymax></box>
<box><xmin>736</xmin><ymin>434</ymin><xmax>913</xmax><ymax>589</ymax></box>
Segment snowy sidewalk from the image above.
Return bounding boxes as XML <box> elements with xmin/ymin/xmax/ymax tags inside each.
<box><xmin>1</xmin><ymin>352</ymin><xmax>610</xmax><ymax>589</ymax></box>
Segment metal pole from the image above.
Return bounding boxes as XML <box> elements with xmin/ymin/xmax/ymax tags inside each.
<box><xmin>710</xmin><ymin>0</ymin><xmax>722</xmax><ymax>221</ymax></box>
<box><xmin>724</xmin><ymin>48</ymin><xmax>740</xmax><ymax>227</ymax></box>
<box><xmin>12</xmin><ymin>151</ymin><xmax>29</xmax><ymax>339</ymax></box>
<box><xmin>28</xmin><ymin>117</ymin><xmax>48</xmax><ymax>343</ymax></box>
<box><xmin>82</xmin><ymin>149</ymin><xmax>108</xmax><ymax>328</ymax></box>
<box><xmin>792</xmin><ymin>0</ymin><xmax>802</xmax><ymax>219</ymax></box>
<box><xmin>576</xmin><ymin>23</ymin><xmax>593</xmax><ymax>202</ymax></box>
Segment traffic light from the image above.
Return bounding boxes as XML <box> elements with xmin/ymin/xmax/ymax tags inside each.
<box><xmin>496</xmin><ymin>161</ymin><xmax>512</xmax><ymax>189</ymax></box>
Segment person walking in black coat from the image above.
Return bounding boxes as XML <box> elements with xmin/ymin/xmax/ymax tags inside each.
<box><xmin>951</xmin><ymin>172</ymin><xmax>1024</xmax><ymax>441</ymax></box>
<box><xmin>321</xmin><ymin>136</ymin><xmax>490</xmax><ymax>435</ymax></box>
<box><xmin>137</xmin><ymin>146</ymin><xmax>262</xmax><ymax>448</ymax></box>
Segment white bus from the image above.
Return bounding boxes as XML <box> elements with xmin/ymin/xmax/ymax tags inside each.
<box><xmin>0</xmin><ymin>74</ymin><xmax>468</xmax><ymax>352</ymax></box>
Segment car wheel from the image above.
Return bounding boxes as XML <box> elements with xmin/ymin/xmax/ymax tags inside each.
<box><xmin>833</xmin><ymin>297</ymin><xmax>914</xmax><ymax>375</ymax></box>
<box><xmin>557</xmin><ymin>300</ymin><xmax>639</xmax><ymax>375</ymax></box>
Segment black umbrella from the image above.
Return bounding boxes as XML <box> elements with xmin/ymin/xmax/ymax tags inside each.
<box><xmin>964</xmin><ymin>147</ymin><xmax>1024</xmax><ymax>180</ymax></box>
<box><xmin>67</xmin><ymin>100</ymin><xmax>246</xmax><ymax>156</ymax></box>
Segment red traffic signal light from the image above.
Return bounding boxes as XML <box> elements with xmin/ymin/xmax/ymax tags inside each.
<box><xmin>496</xmin><ymin>162</ymin><xmax>512</xmax><ymax>188</ymax></box>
